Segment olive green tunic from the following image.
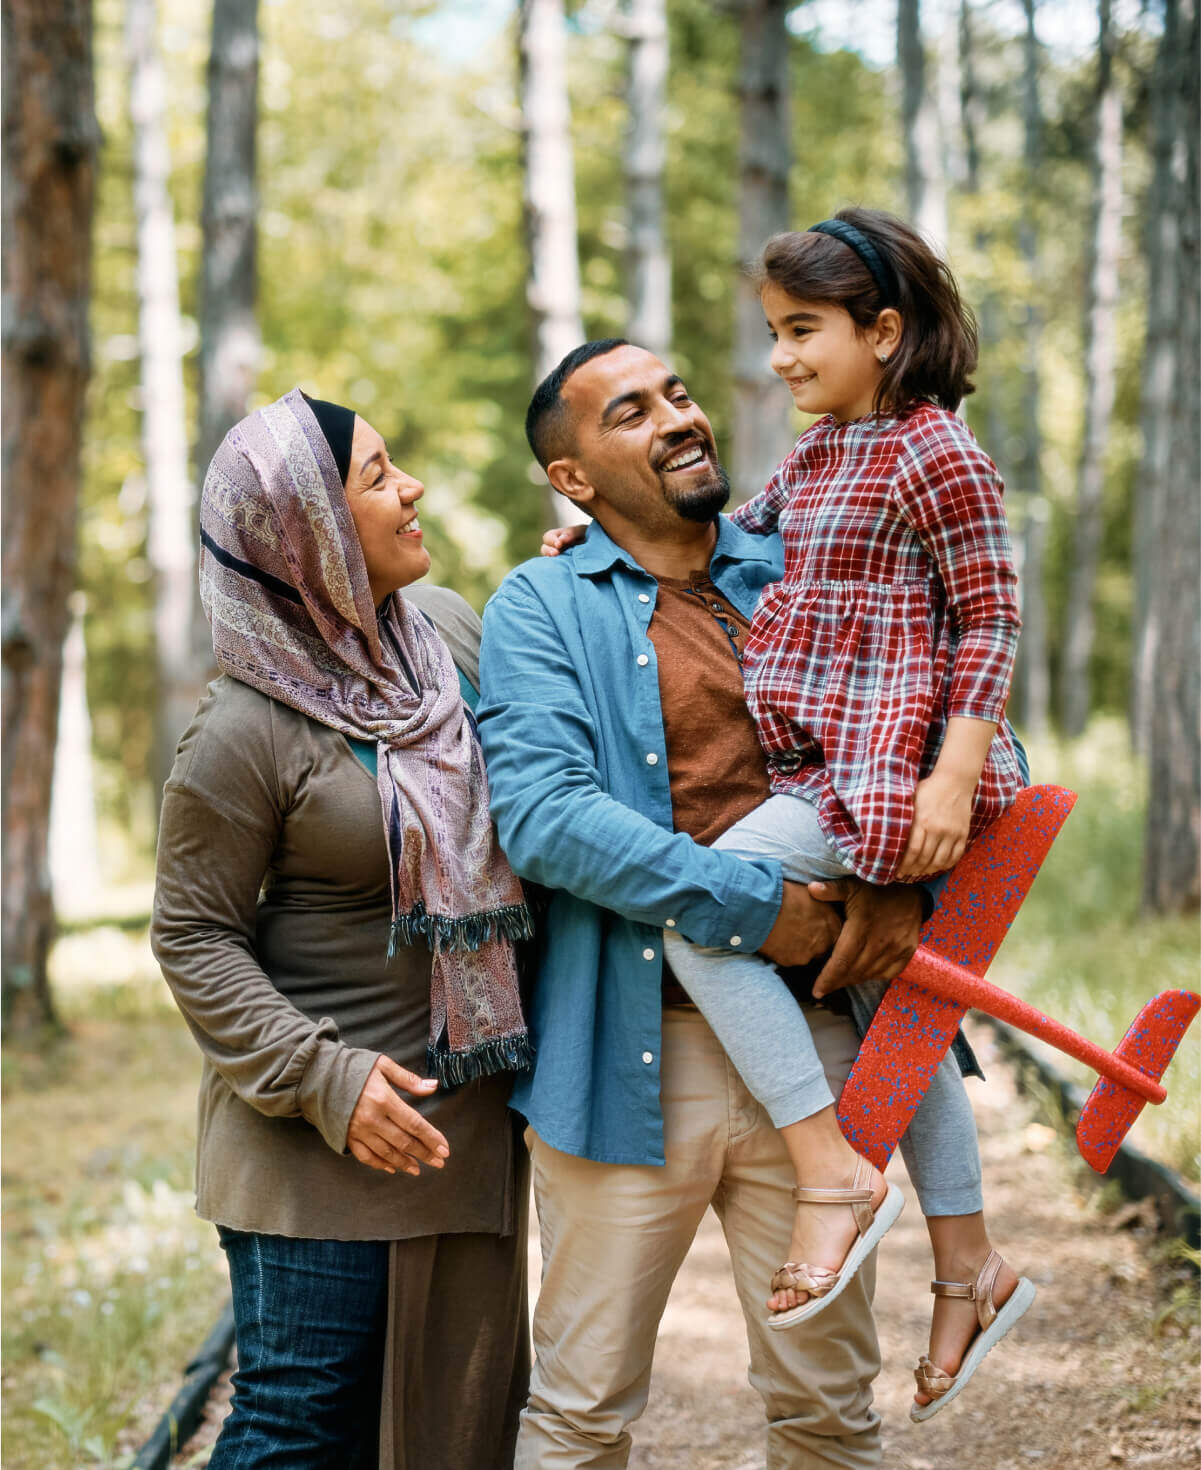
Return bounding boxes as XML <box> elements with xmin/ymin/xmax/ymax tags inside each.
<box><xmin>150</xmin><ymin>585</ymin><xmax>519</xmax><ymax>1242</ymax></box>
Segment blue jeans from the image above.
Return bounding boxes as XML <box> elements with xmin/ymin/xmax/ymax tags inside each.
<box><xmin>209</xmin><ymin>1228</ymin><xmax>389</xmax><ymax>1470</ymax></box>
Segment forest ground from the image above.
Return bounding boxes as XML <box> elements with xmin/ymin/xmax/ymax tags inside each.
<box><xmin>174</xmin><ymin>1019</ymin><xmax>1200</xmax><ymax>1469</ymax></box>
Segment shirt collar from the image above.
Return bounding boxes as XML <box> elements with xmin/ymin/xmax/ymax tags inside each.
<box><xmin>571</xmin><ymin>513</ymin><xmax>777</xmax><ymax>579</ymax></box>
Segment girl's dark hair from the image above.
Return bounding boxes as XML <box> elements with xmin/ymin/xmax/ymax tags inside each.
<box><xmin>752</xmin><ymin>207</ymin><xmax>978</xmax><ymax>415</ymax></box>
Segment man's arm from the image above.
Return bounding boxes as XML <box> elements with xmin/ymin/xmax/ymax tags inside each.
<box><xmin>479</xmin><ymin>573</ymin><xmax>833</xmax><ymax>959</ymax></box>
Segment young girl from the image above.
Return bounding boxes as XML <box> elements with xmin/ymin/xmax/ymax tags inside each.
<box><xmin>544</xmin><ymin>207</ymin><xmax>1033</xmax><ymax>1421</ymax></box>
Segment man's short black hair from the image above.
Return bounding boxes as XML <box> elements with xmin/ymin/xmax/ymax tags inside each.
<box><xmin>525</xmin><ymin>339</ymin><xmax>630</xmax><ymax>469</ymax></box>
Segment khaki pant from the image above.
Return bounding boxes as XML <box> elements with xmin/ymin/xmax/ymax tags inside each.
<box><xmin>517</xmin><ymin>1006</ymin><xmax>882</xmax><ymax>1470</ymax></box>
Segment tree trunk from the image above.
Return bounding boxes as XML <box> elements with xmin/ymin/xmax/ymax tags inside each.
<box><xmin>1011</xmin><ymin>0</ymin><xmax>1050</xmax><ymax>736</ymax></box>
<box><xmin>1060</xmin><ymin>0</ymin><xmax>1122</xmax><ymax>737</ymax></box>
<box><xmin>731</xmin><ymin>0</ymin><xmax>793</xmax><ymax>504</ymax></box>
<box><xmin>1142</xmin><ymin>0</ymin><xmax>1200</xmax><ymax>914</ymax></box>
<box><xmin>1131</xmin><ymin>0</ymin><xmax>1183</xmax><ymax>755</ymax></box>
<box><xmin>625</xmin><ymin>0</ymin><xmax>670</xmax><ymax>360</ymax></box>
<box><xmin>959</xmin><ymin>0</ymin><xmax>1006</xmax><ymax>459</ymax></box>
<box><xmin>897</xmin><ymin>0</ymin><xmax>947</xmax><ymax>249</ymax></box>
<box><xmin>127</xmin><ymin>0</ymin><xmax>207</xmax><ymax>804</ymax></box>
<box><xmin>1</xmin><ymin>0</ymin><xmax>98</xmax><ymax>1034</ymax></box>
<box><xmin>197</xmin><ymin>0</ymin><xmax>259</xmax><ymax>495</ymax></box>
<box><xmin>519</xmin><ymin>0</ymin><xmax>588</xmax><ymax>526</ymax></box>
<box><xmin>49</xmin><ymin>599</ymin><xmax>101</xmax><ymax>919</ymax></box>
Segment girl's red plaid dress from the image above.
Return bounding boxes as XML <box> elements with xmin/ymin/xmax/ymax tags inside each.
<box><xmin>733</xmin><ymin>402</ymin><xmax>1024</xmax><ymax>885</ymax></box>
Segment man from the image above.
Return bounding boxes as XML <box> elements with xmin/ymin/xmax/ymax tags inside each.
<box><xmin>477</xmin><ymin>340</ymin><xmax>927</xmax><ymax>1468</ymax></box>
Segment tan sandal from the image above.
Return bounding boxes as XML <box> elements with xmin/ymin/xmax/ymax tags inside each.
<box><xmin>910</xmin><ymin>1250</ymin><xmax>1036</xmax><ymax>1422</ymax></box>
<box><xmin>766</xmin><ymin>1156</ymin><xmax>904</xmax><ymax>1330</ymax></box>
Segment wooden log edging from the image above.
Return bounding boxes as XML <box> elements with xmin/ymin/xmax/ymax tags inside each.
<box><xmin>980</xmin><ymin>1016</ymin><xmax>1200</xmax><ymax>1250</ymax></box>
<box><xmin>131</xmin><ymin>1300</ymin><xmax>235</xmax><ymax>1470</ymax></box>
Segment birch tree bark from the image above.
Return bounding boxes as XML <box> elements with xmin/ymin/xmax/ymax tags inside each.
<box><xmin>1011</xmin><ymin>0</ymin><xmax>1050</xmax><ymax>736</ymax></box>
<box><xmin>197</xmin><ymin>0</ymin><xmax>260</xmax><ymax>490</ymax></box>
<box><xmin>1</xmin><ymin>0</ymin><xmax>99</xmax><ymax>1033</ymax></box>
<box><xmin>731</xmin><ymin>0</ymin><xmax>794</xmax><ymax>503</ymax></box>
<box><xmin>1131</xmin><ymin>0</ymin><xmax>1184</xmax><ymax>753</ymax></box>
<box><xmin>898</xmin><ymin>0</ymin><xmax>947</xmax><ymax>250</ymax></box>
<box><xmin>1142</xmin><ymin>0</ymin><xmax>1199</xmax><ymax>913</ymax></box>
<box><xmin>49</xmin><ymin>599</ymin><xmax>101</xmax><ymax>918</ymax></box>
<box><xmin>127</xmin><ymin>0</ymin><xmax>206</xmax><ymax>802</ymax></box>
<box><xmin>1061</xmin><ymin>0</ymin><xmax>1122</xmax><ymax>736</ymax></box>
<box><xmin>625</xmin><ymin>0</ymin><xmax>671</xmax><ymax>360</ymax></box>
<box><xmin>519</xmin><ymin>0</ymin><xmax>588</xmax><ymax>526</ymax></box>
<box><xmin>960</xmin><ymin>0</ymin><xmax>1005</xmax><ymax>461</ymax></box>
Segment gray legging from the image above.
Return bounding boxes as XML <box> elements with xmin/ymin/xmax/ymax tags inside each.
<box><xmin>663</xmin><ymin>792</ymin><xmax>983</xmax><ymax>1218</ymax></box>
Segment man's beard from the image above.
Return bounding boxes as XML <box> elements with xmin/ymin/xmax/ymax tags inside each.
<box><xmin>666</xmin><ymin>462</ymin><xmax>732</xmax><ymax>523</ymax></box>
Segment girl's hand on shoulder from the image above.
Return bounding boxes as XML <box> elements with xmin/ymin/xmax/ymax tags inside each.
<box><xmin>541</xmin><ymin>524</ymin><xmax>587</xmax><ymax>557</ymax></box>
<box><xmin>895</xmin><ymin>771</ymin><xmax>972</xmax><ymax>880</ymax></box>
<box><xmin>346</xmin><ymin>1055</ymin><xmax>450</xmax><ymax>1176</ymax></box>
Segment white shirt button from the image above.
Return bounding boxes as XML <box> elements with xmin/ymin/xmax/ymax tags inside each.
<box><xmin>729</xmin><ymin>935</ymin><xmax>742</xmax><ymax>947</ymax></box>
<box><xmin>642</xmin><ymin>1051</ymin><xmax>654</xmax><ymax>1065</ymax></box>
<box><xmin>638</xmin><ymin>593</ymin><xmax>651</xmax><ymax>604</ymax></box>
<box><xmin>636</xmin><ymin>654</ymin><xmax>649</xmax><ymax>666</ymax></box>
<box><xmin>665</xmin><ymin>918</ymin><xmax>677</xmax><ymax>928</ymax></box>
<box><xmin>645</xmin><ymin>752</ymin><xmax>658</xmax><ymax>765</ymax></box>
<box><xmin>642</xmin><ymin>947</ymin><xmax>655</xmax><ymax>961</ymax></box>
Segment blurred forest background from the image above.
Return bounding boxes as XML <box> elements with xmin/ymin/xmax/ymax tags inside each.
<box><xmin>2</xmin><ymin>0</ymin><xmax>1198</xmax><ymax>1464</ymax></box>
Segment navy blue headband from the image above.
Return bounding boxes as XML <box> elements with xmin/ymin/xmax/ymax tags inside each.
<box><xmin>807</xmin><ymin>219</ymin><xmax>898</xmax><ymax>305</ymax></box>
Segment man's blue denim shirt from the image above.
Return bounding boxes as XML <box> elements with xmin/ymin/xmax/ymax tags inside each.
<box><xmin>479</xmin><ymin>516</ymin><xmax>804</xmax><ymax>1166</ymax></box>
<box><xmin>477</xmin><ymin>516</ymin><xmax>1020</xmax><ymax>1167</ymax></box>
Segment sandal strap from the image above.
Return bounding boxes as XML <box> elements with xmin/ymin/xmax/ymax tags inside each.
<box><xmin>771</xmin><ymin>1261</ymin><xmax>839</xmax><ymax>1296</ymax></box>
<box><xmin>929</xmin><ymin>1249</ymin><xmax>1004</xmax><ymax>1330</ymax></box>
<box><xmin>913</xmin><ymin>1354</ymin><xmax>954</xmax><ymax>1399</ymax></box>
<box><xmin>791</xmin><ymin>1185</ymin><xmax>875</xmax><ymax>1236</ymax></box>
<box><xmin>791</xmin><ymin>1159</ymin><xmax>880</xmax><ymax>1237</ymax></box>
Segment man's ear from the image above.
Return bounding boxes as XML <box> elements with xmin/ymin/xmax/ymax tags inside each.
<box><xmin>547</xmin><ymin>457</ymin><xmax>597</xmax><ymax>510</ymax></box>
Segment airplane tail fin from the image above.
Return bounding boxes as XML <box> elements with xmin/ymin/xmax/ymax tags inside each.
<box><xmin>1075</xmin><ymin>990</ymin><xmax>1200</xmax><ymax>1173</ymax></box>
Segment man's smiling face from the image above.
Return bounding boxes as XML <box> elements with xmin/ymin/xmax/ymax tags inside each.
<box><xmin>554</xmin><ymin>345</ymin><xmax>730</xmax><ymax>532</ymax></box>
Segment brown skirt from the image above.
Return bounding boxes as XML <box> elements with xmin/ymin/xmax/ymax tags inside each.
<box><xmin>379</xmin><ymin>1178</ymin><xmax>531</xmax><ymax>1469</ymax></box>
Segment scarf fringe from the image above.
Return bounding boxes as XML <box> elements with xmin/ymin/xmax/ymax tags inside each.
<box><xmin>426</xmin><ymin>1032</ymin><xmax>536</xmax><ymax>1089</ymax></box>
<box><xmin>388</xmin><ymin>900</ymin><xmax>534</xmax><ymax>958</ymax></box>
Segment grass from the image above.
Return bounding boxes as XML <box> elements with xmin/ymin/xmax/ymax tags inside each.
<box><xmin>1</xmin><ymin>722</ymin><xmax>1196</xmax><ymax>1465</ymax></box>
<box><xmin>2</xmin><ymin>972</ymin><xmax>228</xmax><ymax>1469</ymax></box>
<box><xmin>989</xmin><ymin>718</ymin><xmax>1200</xmax><ymax>1184</ymax></box>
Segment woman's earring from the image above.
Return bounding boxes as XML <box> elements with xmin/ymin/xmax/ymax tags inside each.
<box><xmin>878</xmin><ymin>353</ymin><xmax>889</xmax><ymax>364</ymax></box>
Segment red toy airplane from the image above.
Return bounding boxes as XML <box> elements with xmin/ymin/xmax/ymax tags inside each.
<box><xmin>837</xmin><ymin>785</ymin><xmax>1199</xmax><ymax>1175</ymax></box>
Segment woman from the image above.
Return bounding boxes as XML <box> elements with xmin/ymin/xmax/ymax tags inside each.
<box><xmin>151</xmin><ymin>388</ymin><xmax>531</xmax><ymax>1468</ymax></box>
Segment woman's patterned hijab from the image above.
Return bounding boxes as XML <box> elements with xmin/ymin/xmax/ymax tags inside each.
<box><xmin>199</xmin><ymin>387</ymin><xmax>531</xmax><ymax>1085</ymax></box>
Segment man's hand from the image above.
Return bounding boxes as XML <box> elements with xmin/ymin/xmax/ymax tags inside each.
<box><xmin>809</xmin><ymin>880</ymin><xmax>923</xmax><ymax>999</ymax></box>
<box><xmin>758</xmin><ymin>879</ymin><xmax>844</xmax><ymax>967</ymax></box>
<box><xmin>346</xmin><ymin>1056</ymin><xmax>450</xmax><ymax>1176</ymax></box>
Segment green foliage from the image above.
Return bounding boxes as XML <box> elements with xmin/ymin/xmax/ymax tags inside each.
<box><xmin>1</xmin><ymin>976</ymin><xmax>224</xmax><ymax>1469</ymax></box>
<box><xmin>81</xmin><ymin>0</ymin><xmax>1165</xmax><ymax>855</ymax></box>
<box><xmin>992</xmin><ymin>719</ymin><xmax>1200</xmax><ymax>1182</ymax></box>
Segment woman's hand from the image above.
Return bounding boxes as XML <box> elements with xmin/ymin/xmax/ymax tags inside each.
<box><xmin>346</xmin><ymin>1055</ymin><xmax>450</xmax><ymax>1176</ymax></box>
<box><xmin>895</xmin><ymin>770</ymin><xmax>972</xmax><ymax>880</ymax></box>
<box><xmin>541</xmin><ymin>524</ymin><xmax>587</xmax><ymax>557</ymax></box>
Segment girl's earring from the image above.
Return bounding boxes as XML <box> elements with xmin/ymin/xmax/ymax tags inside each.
<box><xmin>878</xmin><ymin>353</ymin><xmax>889</xmax><ymax>364</ymax></box>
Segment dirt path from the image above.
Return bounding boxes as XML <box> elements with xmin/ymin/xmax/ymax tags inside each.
<box><xmin>177</xmin><ymin>1021</ymin><xmax>1199</xmax><ymax>1467</ymax></box>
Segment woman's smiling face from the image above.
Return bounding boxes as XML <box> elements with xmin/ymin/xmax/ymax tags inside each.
<box><xmin>344</xmin><ymin>416</ymin><xmax>430</xmax><ymax>605</ymax></box>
